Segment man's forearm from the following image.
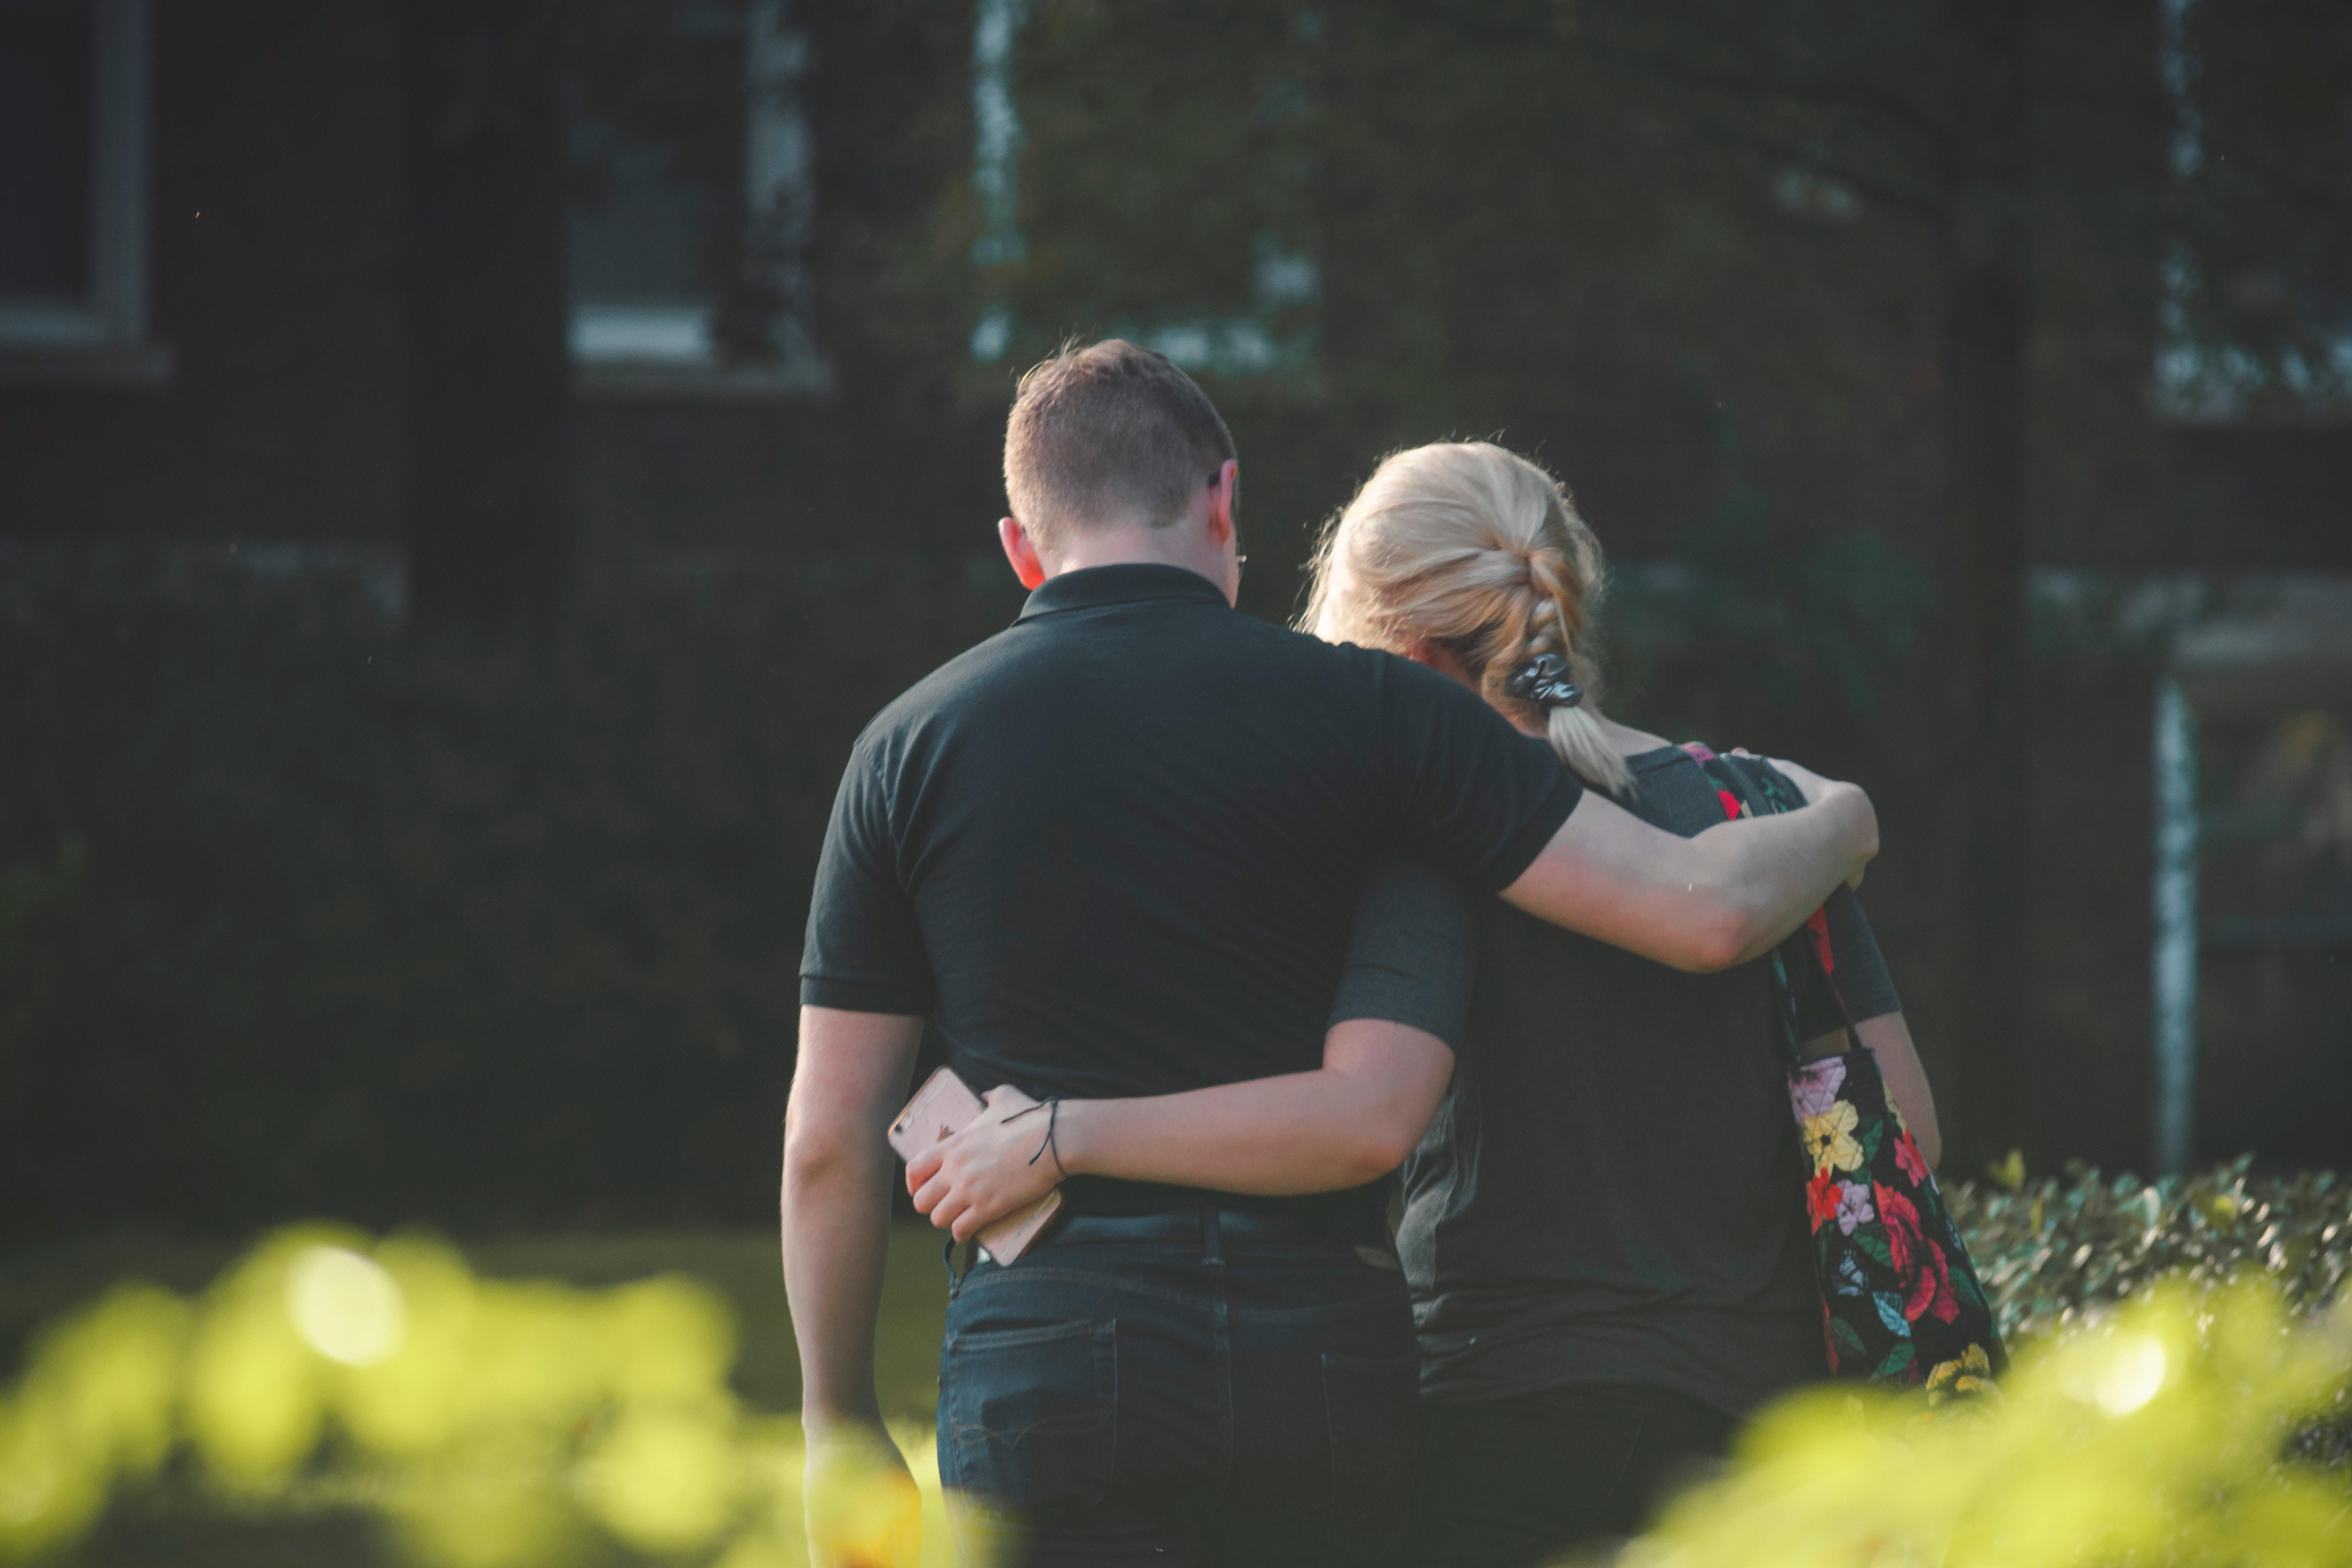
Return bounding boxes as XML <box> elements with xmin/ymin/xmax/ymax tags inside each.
<box><xmin>782</xmin><ymin>1130</ymin><xmax>895</xmax><ymax>1429</ymax></box>
<box><xmin>1501</xmin><ymin>784</ymin><xmax>1876</xmax><ymax>973</ymax></box>
<box><xmin>781</xmin><ymin>1129</ymin><xmax>895</xmax><ymax>1429</ymax></box>
<box><xmin>780</xmin><ymin>1007</ymin><xmax>924</xmax><ymax>1432</ymax></box>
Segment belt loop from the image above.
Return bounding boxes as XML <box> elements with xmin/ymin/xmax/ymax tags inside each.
<box><xmin>1201</xmin><ymin>1206</ymin><xmax>1222</xmax><ymax>1265</ymax></box>
<box><xmin>941</xmin><ymin>1236</ymin><xmax>969</xmax><ymax>1294</ymax></box>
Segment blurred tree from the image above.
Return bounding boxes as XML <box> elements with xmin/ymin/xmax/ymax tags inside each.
<box><xmin>2162</xmin><ymin>0</ymin><xmax>2352</xmax><ymax>417</ymax></box>
<box><xmin>777</xmin><ymin>0</ymin><xmax>2347</xmax><ymax>1166</ymax></box>
<box><xmin>397</xmin><ymin>0</ymin><xmax>575</xmax><ymax>629</ymax></box>
<box><xmin>1940</xmin><ymin>0</ymin><xmax>2035</xmax><ymax>1174</ymax></box>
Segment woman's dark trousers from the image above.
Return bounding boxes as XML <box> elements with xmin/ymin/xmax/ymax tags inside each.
<box><xmin>936</xmin><ymin>1210</ymin><xmax>1419</xmax><ymax>1567</ymax></box>
<box><xmin>1405</xmin><ymin>1383</ymin><xmax>1736</xmax><ymax>1568</ymax></box>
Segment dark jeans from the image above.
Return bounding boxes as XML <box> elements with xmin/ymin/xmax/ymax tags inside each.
<box><xmin>1405</xmin><ymin>1383</ymin><xmax>1737</xmax><ymax>1568</ymax></box>
<box><xmin>936</xmin><ymin>1212</ymin><xmax>1420</xmax><ymax>1567</ymax></box>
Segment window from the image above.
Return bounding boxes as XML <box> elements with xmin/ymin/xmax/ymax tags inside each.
<box><xmin>568</xmin><ymin>0</ymin><xmax>828</xmax><ymax>397</ymax></box>
<box><xmin>964</xmin><ymin>0</ymin><xmax>1321</xmax><ymax>381</ymax></box>
<box><xmin>0</xmin><ymin>0</ymin><xmax>163</xmax><ymax>382</ymax></box>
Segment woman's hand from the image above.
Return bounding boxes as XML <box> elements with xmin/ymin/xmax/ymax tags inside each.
<box><xmin>904</xmin><ymin>1085</ymin><xmax>1063</xmax><ymax>1242</ymax></box>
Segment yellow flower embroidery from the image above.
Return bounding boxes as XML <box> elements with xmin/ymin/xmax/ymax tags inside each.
<box><xmin>1801</xmin><ymin>1102</ymin><xmax>1863</xmax><ymax>1174</ymax></box>
<box><xmin>1926</xmin><ymin>1344</ymin><xmax>1996</xmax><ymax>1406</ymax></box>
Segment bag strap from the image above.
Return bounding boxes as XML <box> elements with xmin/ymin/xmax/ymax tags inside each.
<box><xmin>1682</xmin><ymin>747</ymin><xmax>1857</xmax><ymax>1063</ymax></box>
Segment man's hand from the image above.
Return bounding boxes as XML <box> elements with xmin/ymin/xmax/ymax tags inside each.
<box><xmin>1503</xmin><ymin>766</ymin><xmax>1878</xmax><ymax>972</ymax></box>
<box><xmin>803</xmin><ymin>1422</ymin><xmax>922</xmax><ymax>1568</ymax></box>
<box><xmin>1734</xmin><ymin>751</ymin><xmax>1877</xmax><ymax>889</ymax></box>
<box><xmin>905</xmin><ymin>1085</ymin><xmax>1059</xmax><ymax>1241</ymax></box>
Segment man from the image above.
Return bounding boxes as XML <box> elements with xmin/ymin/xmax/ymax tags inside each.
<box><xmin>784</xmin><ymin>341</ymin><xmax>1876</xmax><ymax>1565</ymax></box>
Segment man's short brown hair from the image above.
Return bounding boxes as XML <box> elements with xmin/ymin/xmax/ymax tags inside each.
<box><xmin>1004</xmin><ymin>340</ymin><xmax>1238</xmax><ymax>546</ymax></box>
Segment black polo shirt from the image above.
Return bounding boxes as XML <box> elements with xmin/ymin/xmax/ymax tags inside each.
<box><xmin>799</xmin><ymin>563</ymin><xmax>1583</xmax><ymax>1218</ymax></box>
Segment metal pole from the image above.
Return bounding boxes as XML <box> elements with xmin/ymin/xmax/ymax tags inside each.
<box><xmin>2151</xmin><ymin>673</ymin><xmax>2199</xmax><ymax>1175</ymax></box>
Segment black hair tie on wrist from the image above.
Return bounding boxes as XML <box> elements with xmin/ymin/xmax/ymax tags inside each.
<box><xmin>1506</xmin><ymin>652</ymin><xmax>1584</xmax><ymax>710</ymax></box>
<box><xmin>1002</xmin><ymin>1096</ymin><xmax>1067</xmax><ymax>1180</ymax></box>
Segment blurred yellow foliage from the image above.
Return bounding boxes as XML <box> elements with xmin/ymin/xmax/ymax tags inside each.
<box><xmin>1617</xmin><ymin>1281</ymin><xmax>2352</xmax><ymax>1568</ymax></box>
<box><xmin>0</xmin><ymin>1281</ymin><xmax>185</xmax><ymax>1558</ymax></box>
<box><xmin>0</xmin><ymin>1225</ymin><xmax>963</xmax><ymax>1568</ymax></box>
<box><xmin>0</xmin><ymin>1220</ymin><xmax>2339</xmax><ymax>1568</ymax></box>
<box><xmin>802</xmin><ymin>1425</ymin><xmax>927</xmax><ymax>1568</ymax></box>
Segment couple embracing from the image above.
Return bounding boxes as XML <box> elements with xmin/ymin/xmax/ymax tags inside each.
<box><xmin>783</xmin><ymin>339</ymin><xmax>1938</xmax><ymax>1567</ymax></box>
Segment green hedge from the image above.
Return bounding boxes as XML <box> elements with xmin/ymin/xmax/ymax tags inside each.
<box><xmin>1951</xmin><ymin>1157</ymin><xmax>2352</xmax><ymax>1340</ymax></box>
<box><xmin>0</xmin><ymin>534</ymin><xmax>2184</xmax><ymax>1238</ymax></box>
<box><xmin>0</xmin><ymin>554</ymin><xmax>1016</xmax><ymax>1240</ymax></box>
<box><xmin>1952</xmin><ymin>1157</ymin><xmax>2352</xmax><ymax>1470</ymax></box>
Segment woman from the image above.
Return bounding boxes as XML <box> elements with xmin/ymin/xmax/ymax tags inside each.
<box><xmin>909</xmin><ymin>441</ymin><xmax>1938</xmax><ymax>1565</ymax></box>
<box><xmin>1298</xmin><ymin>441</ymin><xmax>1938</xmax><ymax>1566</ymax></box>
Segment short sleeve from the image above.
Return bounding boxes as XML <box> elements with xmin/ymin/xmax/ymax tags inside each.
<box><xmin>1819</xmin><ymin>886</ymin><xmax>1902</xmax><ymax>1023</ymax></box>
<box><xmin>1327</xmin><ymin>855</ymin><xmax>1480</xmax><ymax>1049</ymax></box>
<box><xmin>1375</xmin><ymin>654</ymin><xmax>1584</xmax><ymax>893</ymax></box>
<box><xmin>799</xmin><ymin>742</ymin><xmax>936</xmax><ymax>1014</ymax></box>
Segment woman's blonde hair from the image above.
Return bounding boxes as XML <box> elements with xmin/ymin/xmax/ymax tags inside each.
<box><xmin>1299</xmin><ymin>441</ymin><xmax>1634</xmax><ymax>796</ymax></box>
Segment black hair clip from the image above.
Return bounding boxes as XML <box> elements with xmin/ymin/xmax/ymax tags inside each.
<box><xmin>1506</xmin><ymin>652</ymin><xmax>1584</xmax><ymax>710</ymax></box>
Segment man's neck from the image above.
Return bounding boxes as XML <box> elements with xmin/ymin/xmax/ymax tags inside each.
<box><xmin>1044</xmin><ymin>527</ymin><xmax>1232</xmax><ymax>602</ymax></box>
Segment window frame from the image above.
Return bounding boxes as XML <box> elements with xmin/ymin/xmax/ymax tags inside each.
<box><xmin>568</xmin><ymin>0</ymin><xmax>829</xmax><ymax>400</ymax></box>
<box><xmin>0</xmin><ymin>0</ymin><xmax>169</xmax><ymax>386</ymax></box>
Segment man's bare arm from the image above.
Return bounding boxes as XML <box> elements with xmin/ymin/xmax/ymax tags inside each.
<box><xmin>1500</xmin><ymin>766</ymin><xmax>1877</xmax><ymax>974</ymax></box>
<box><xmin>781</xmin><ymin>1006</ymin><xmax>924</xmax><ymax>1433</ymax></box>
<box><xmin>904</xmin><ymin>1018</ymin><xmax>1454</xmax><ymax>1240</ymax></box>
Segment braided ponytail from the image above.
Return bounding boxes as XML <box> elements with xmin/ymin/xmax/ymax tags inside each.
<box><xmin>1301</xmin><ymin>442</ymin><xmax>1636</xmax><ymax>796</ymax></box>
<box><xmin>1512</xmin><ymin>540</ymin><xmax>1631</xmax><ymax>795</ymax></box>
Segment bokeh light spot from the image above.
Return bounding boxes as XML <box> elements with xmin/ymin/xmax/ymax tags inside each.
<box><xmin>2063</xmin><ymin>1332</ymin><xmax>2169</xmax><ymax>1416</ymax></box>
<box><xmin>286</xmin><ymin>1246</ymin><xmax>407</xmax><ymax>1367</ymax></box>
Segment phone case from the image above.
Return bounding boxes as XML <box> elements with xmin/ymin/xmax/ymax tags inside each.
<box><xmin>887</xmin><ymin>1065</ymin><xmax>1064</xmax><ymax>1264</ymax></box>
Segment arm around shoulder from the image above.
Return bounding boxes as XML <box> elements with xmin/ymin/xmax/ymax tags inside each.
<box><xmin>1498</xmin><ymin>777</ymin><xmax>1877</xmax><ymax>973</ymax></box>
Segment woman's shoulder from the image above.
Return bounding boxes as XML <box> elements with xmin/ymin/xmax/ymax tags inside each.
<box><xmin>1605</xmin><ymin>719</ymin><xmax>1678</xmax><ymax>756</ymax></box>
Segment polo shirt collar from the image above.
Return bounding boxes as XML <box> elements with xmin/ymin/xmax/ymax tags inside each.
<box><xmin>1016</xmin><ymin>563</ymin><xmax>1229</xmax><ymax>622</ymax></box>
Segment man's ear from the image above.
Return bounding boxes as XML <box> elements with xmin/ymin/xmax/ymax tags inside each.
<box><xmin>998</xmin><ymin>517</ymin><xmax>1048</xmax><ymax>590</ymax></box>
<box><xmin>1204</xmin><ymin>459</ymin><xmax>1240</xmax><ymax>548</ymax></box>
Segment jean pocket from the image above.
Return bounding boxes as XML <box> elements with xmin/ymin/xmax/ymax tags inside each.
<box><xmin>1321</xmin><ymin>1350</ymin><xmax>1420</xmax><ymax>1531</ymax></box>
<box><xmin>944</xmin><ymin>1318</ymin><xmax>1118</xmax><ymax>1512</ymax></box>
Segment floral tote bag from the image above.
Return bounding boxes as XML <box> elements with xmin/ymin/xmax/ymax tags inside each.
<box><xmin>1688</xmin><ymin>745</ymin><xmax>2006</xmax><ymax>1401</ymax></box>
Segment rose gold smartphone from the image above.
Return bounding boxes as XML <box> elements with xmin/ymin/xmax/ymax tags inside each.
<box><xmin>887</xmin><ymin>1066</ymin><xmax>1064</xmax><ymax>1264</ymax></box>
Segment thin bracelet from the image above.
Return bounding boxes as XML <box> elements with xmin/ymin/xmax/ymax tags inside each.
<box><xmin>1000</xmin><ymin>1098</ymin><xmax>1068</xmax><ymax>1180</ymax></box>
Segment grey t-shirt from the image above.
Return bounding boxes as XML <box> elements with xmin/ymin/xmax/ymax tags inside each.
<box><xmin>1329</xmin><ymin>744</ymin><xmax>1901</xmax><ymax>1416</ymax></box>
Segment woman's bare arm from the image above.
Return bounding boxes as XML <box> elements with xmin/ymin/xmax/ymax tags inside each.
<box><xmin>1800</xmin><ymin>1012</ymin><xmax>1942</xmax><ymax>1169</ymax></box>
<box><xmin>905</xmin><ymin>1018</ymin><xmax>1453</xmax><ymax>1241</ymax></box>
<box><xmin>1856</xmin><ymin>1013</ymin><xmax>1941</xmax><ymax>1169</ymax></box>
<box><xmin>1499</xmin><ymin>762</ymin><xmax>1876</xmax><ymax>974</ymax></box>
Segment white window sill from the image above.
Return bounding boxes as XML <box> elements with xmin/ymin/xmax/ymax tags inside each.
<box><xmin>571</xmin><ymin>302</ymin><xmax>831</xmax><ymax>401</ymax></box>
<box><xmin>574</xmin><ymin>358</ymin><xmax>833</xmax><ymax>400</ymax></box>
